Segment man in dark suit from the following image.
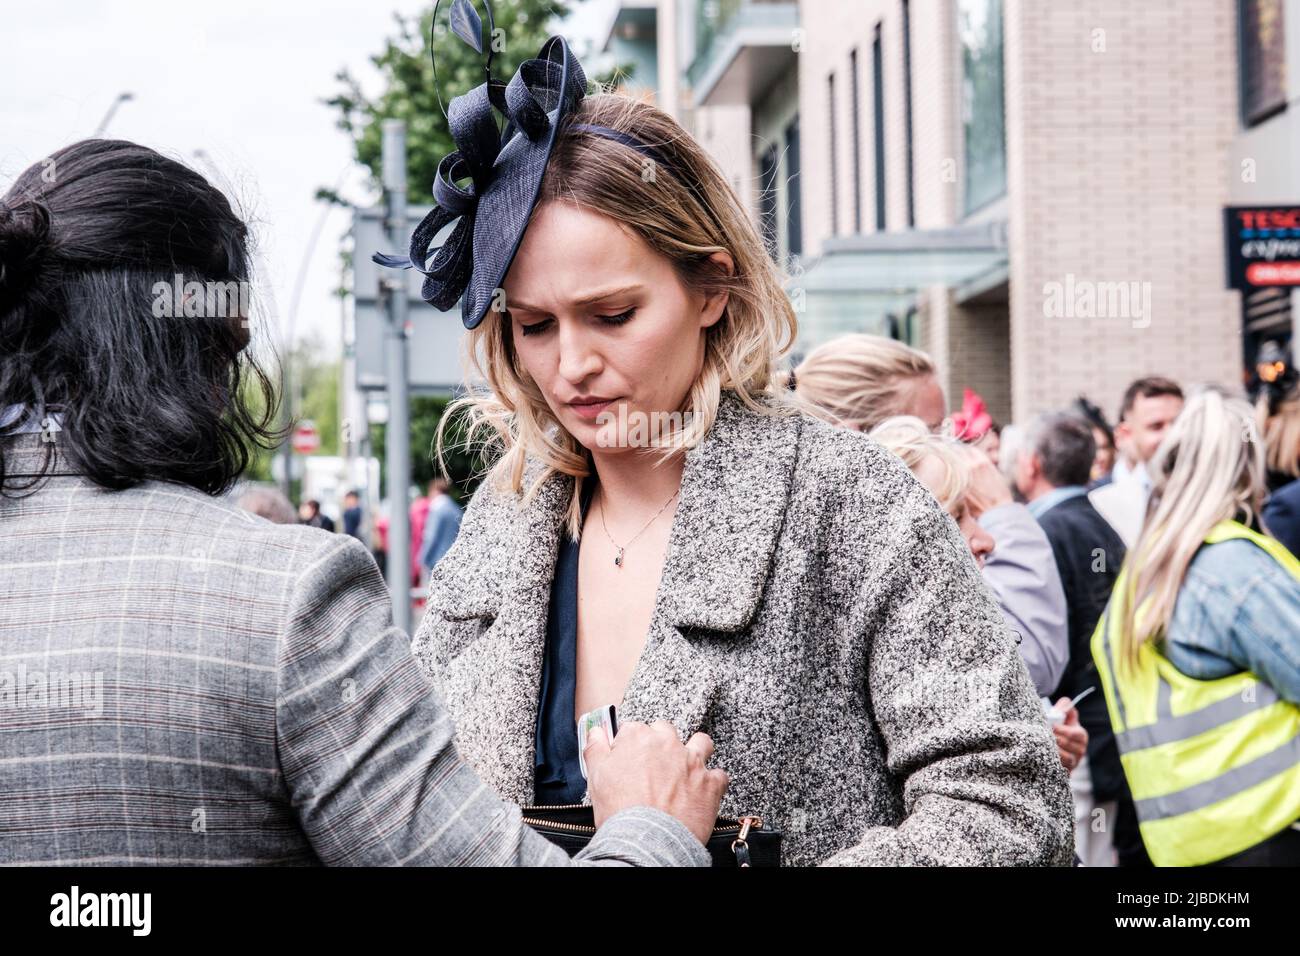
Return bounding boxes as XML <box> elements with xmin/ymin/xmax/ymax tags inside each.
<box><xmin>1015</xmin><ymin>412</ymin><xmax>1150</xmax><ymax>867</ymax></box>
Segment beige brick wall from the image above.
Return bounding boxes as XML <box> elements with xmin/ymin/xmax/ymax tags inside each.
<box><xmin>908</xmin><ymin>0</ymin><xmax>960</xmax><ymax>230</ymax></box>
<box><xmin>798</xmin><ymin>0</ymin><xmax>891</xmax><ymax>252</ymax></box>
<box><xmin>1004</xmin><ymin>0</ymin><xmax>1242</xmax><ymax>421</ymax></box>
<box><xmin>919</xmin><ymin>286</ymin><xmax>1012</xmax><ymax>423</ymax></box>
<box><xmin>688</xmin><ymin>103</ymin><xmax>756</xmax><ymax>216</ymax></box>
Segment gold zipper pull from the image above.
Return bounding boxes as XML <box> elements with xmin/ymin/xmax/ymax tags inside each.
<box><xmin>730</xmin><ymin>815</ymin><xmax>762</xmax><ymax>867</ymax></box>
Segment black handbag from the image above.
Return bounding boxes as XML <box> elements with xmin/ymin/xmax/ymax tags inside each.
<box><xmin>522</xmin><ymin>805</ymin><xmax>781</xmax><ymax>867</ymax></box>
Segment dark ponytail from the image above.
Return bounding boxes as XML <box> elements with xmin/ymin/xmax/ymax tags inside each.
<box><xmin>0</xmin><ymin>197</ymin><xmax>52</xmax><ymax>318</ymax></box>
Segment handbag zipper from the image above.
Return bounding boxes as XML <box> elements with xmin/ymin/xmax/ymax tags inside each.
<box><xmin>521</xmin><ymin>805</ymin><xmax>763</xmax><ymax>837</ymax></box>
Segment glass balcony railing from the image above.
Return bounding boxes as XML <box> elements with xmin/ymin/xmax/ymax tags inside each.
<box><xmin>687</xmin><ymin>0</ymin><xmax>797</xmax><ymax>89</ymax></box>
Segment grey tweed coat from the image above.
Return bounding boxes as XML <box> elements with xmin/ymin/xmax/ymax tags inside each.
<box><xmin>413</xmin><ymin>390</ymin><xmax>1075</xmax><ymax>866</ymax></box>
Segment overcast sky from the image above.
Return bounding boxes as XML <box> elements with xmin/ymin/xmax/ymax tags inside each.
<box><xmin>0</xmin><ymin>0</ymin><xmax>616</xmax><ymax>357</ymax></box>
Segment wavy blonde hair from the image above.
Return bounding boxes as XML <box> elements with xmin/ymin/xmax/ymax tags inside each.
<box><xmin>1256</xmin><ymin>383</ymin><xmax>1300</xmax><ymax>480</ymax></box>
<box><xmin>868</xmin><ymin>415</ymin><xmax>972</xmax><ymax>514</ymax></box>
<box><xmin>437</xmin><ymin>93</ymin><xmax>798</xmax><ymax>538</ymax></box>
<box><xmin>1115</xmin><ymin>387</ymin><xmax>1268</xmax><ymax>667</ymax></box>
<box><xmin>792</xmin><ymin>334</ymin><xmax>937</xmax><ymax>432</ymax></box>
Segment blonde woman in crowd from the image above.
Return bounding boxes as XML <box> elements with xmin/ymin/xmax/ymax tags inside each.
<box><xmin>1093</xmin><ymin>387</ymin><xmax>1300</xmax><ymax>866</ymax></box>
<box><xmin>790</xmin><ymin>334</ymin><xmax>946</xmax><ymax>432</ymax></box>
<box><xmin>404</xmin><ymin>44</ymin><xmax>1073</xmax><ymax>865</ymax></box>
<box><xmin>871</xmin><ymin>417</ymin><xmax>1088</xmax><ymax>776</ymax></box>
<box><xmin>794</xmin><ymin>334</ymin><xmax>1070</xmax><ymax>701</ymax></box>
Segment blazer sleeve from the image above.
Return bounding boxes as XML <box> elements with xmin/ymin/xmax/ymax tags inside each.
<box><xmin>274</xmin><ymin>534</ymin><xmax>709</xmax><ymax>867</ymax></box>
<box><xmin>822</xmin><ymin>478</ymin><xmax>1075</xmax><ymax>866</ymax></box>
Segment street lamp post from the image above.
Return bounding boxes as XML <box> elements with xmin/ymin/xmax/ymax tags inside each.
<box><xmin>93</xmin><ymin>92</ymin><xmax>134</xmax><ymax>137</ymax></box>
<box><xmin>381</xmin><ymin>120</ymin><xmax>412</xmax><ymax>635</ymax></box>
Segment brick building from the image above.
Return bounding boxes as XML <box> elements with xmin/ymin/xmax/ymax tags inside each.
<box><xmin>601</xmin><ymin>0</ymin><xmax>1300</xmax><ymax>423</ymax></box>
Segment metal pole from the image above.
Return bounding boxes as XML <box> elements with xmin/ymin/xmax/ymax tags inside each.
<box><xmin>381</xmin><ymin>120</ymin><xmax>413</xmax><ymax>635</ymax></box>
<box><xmin>93</xmin><ymin>92</ymin><xmax>134</xmax><ymax>137</ymax></box>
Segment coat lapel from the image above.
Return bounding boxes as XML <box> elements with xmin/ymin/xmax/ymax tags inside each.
<box><xmin>435</xmin><ymin>391</ymin><xmax>803</xmax><ymax>799</ymax></box>
<box><xmin>434</xmin><ymin>464</ymin><xmax>571</xmax><ymax>805</ymax></box>
<box><xmin>617</xmin><ymin>392</ymin><xmax>803</xmax><ymax>736</ymax></box>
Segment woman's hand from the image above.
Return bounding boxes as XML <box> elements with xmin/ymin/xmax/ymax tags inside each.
<box><xmin>1051</xmin><ymin>699</ymin><xmax>1088</xmax><ymax>773</ymax></box>
<box><xmin>585</xmin><ymin>720</ymin><xmax>728</xmax><ymax>845</ymax></box>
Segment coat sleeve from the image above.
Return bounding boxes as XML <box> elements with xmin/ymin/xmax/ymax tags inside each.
<box><xmin>977</xmin><ymin>502</ymin><xmax>1070</xmax><ymax>697</ymax></box>
<box><xmin>275</xmin><ymin>534</ymin><xmax>709</xmax><ymax>867</ymax></box>
<box><xmin>821</xmin><ymin>473</ymin><xmax>1075</xmax><ymax>867</ymax></box>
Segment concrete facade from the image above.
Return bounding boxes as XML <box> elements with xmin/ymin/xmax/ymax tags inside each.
<box><xmin>617</xmin><ymin>0</ymin><xmax>1297</xmax><ymax>423</ymax></box>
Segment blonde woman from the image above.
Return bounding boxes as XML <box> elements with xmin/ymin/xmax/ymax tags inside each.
<box><xmin>792</xmin><ymin>333</ymin><xmax>946</xmax><ymax>431</ymax></box>
<box><xmin>871</xmin><ymin>417</ymin><xmax>1089</xmax><ymax>776</ymax></box>
<box><xmin>1093</xmin><ymin>388</ymin><xmax>1300</xmax><ymax>866</ymax></box>
<box><xmin>402</xmin><ymin>34</ymin><xmax>1072</xmax><ymax>866</ymax></box>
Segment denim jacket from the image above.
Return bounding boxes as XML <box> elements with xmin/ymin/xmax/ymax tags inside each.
<box><xmin>1164</xmin><ymin>538</ymin><xmax>1300</xmax><ymax>704</ymax></box>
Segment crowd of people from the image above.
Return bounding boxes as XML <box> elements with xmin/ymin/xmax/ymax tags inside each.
<box><xmin>2</xmin><ymin>23</ymin><xmax>1298</xmax><ymax>868</ymax></box>
<box><xmin>793</xmin><ymin>334</ymin><xmax>1300</xmax><ymax>867</ymax></box>
<box><xmin>233</xmin><ymin>481</ymin><xmax>463</xmax><ymax>593</ymax></box>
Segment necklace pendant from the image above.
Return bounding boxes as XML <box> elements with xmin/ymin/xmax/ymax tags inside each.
<box><xmin>614</xmin><ymin>548</ymin><xmax>624</xmax><ymax>568</ymax></box>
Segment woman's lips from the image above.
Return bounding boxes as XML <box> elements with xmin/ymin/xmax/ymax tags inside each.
<box><xmin>566</xmin><ymin>398</ymin><xmax>617</xmax><ymax>421</ymax></box>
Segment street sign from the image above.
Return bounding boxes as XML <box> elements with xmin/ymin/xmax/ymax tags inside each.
<box><xmin>291</xmin><ymin>420</ymin><xmax>321</xmax><ymax>455</ymax></box>
<box><xmin>1224</xmin><ymin>205</ymin><xmax>1300</xmax><ymax>289</ymax></box>
<box><xmin>350</xmin><ymin>205</ymin><xmax>478</xmax><ymax>395</ymax></box>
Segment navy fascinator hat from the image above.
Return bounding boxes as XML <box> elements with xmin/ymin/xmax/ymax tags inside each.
<box><xmin>373</xmin><ymin>0</ymin><xmax>683</xmax><ymax>330</ymax></box>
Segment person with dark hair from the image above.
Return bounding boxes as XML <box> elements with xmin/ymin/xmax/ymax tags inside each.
<box><xmin>1254</xmin><ymin>378</ymin><xmax>1300</xmax><ymax>558</ymax></box>
<box><xmin>0</xmin><ymin>140</ymin><xmax>276</xmax><ymax>491</ymax></box>
<box><xmin>1015</xmin><ymin>412</ymin><xmax>1147</xmax><ymax>866</ymax></box>
<box><xmin>0</xmin><ymin>138</ymin><xmax>724</xmax><ymax>866</ymax></box>
<box><xmin>1073</xmin><ymin>395</ymin><xmax>1116</xmax><ymax>485</ymax></box>
<box><xmin>298</xmin><ymin>497</ymin><xmax>335</xmax><ymax>532</ymax></box>
<box><xmin>1090</xmin><ymin>376</ymin><xmax>1184</xmax><ymax>546</ymax></box>
<box><xmin>341</xmin><ymin>489</ymin><xmax>365</xmax><ymax>541</ymax></box>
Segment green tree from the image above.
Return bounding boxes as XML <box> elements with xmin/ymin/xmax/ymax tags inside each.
<box><xmin>294</xmin><ymin>337</ymin><xmax>342</xmax><ymax>458</ymax></box>
<box><xmin>241</xmin><ymin>336</ymin><xmax>340</xmax><ymax>491</ymax></box>
<box><xmin>369</xmin><ymin>396</ymin><xmax>489</xmax><ymax>503</ymax></box>
<box><xmin>327</xmin><ymin>0</ymin><xmax>574</xmax><ymax>197</ymax></box>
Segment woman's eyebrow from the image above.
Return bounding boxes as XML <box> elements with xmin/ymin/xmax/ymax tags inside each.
<box><xmin>507</xmin><ymin>284</ymin><xmax>643</xmax><ymax>314</ymax></box>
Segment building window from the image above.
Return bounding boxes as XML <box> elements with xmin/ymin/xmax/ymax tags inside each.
<box><xmin>1240</xmin><ymin>0</ymin><xmax>1287</xmax><ymax>126</ymax></box>
<box><xmin>902</xmin><ymin>0</ymin><xmax>915</xmax><ymax>228</ymax></box>
<box><xmin>759</xmin><ymin>143</ymin><xmax>780</xmax><ymax>261</ymax></box>
<box><xmin>872</xmin><ymin>24</ymin><xmax>886</xmax><ymax>231</ymax></box>
<box><xmin>828</xmin><ymin>72</ymin><xmax>839</xmax><ymax>236</ymax></box>
<box><xmin>786</xmin><ymin>116</ymin><xmax>803</xmax><ymax>258</ymax></box>
<box><xmin>958</xmin><ymin>0</ymin><xmax>1006</xmax><ymax>214</ymax></box>
<box><xmin>850</xmin><ymin>48</ymin><xmax>862</xmax><ymax>234</ymax></box>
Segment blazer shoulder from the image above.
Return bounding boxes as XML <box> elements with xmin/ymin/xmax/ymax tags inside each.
<box><xmin>1040</xmin><ymin>495</ymin><xmax>1122</xmax><ymax>545</ymax></box>
<box><xmin>87</xmin><ymin>479</ymin><xmax>339</xmax><ymax>576</ymax></box>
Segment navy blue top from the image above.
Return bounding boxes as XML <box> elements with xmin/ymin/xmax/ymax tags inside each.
<box><xmin>533</xmin><ymin>476</ymin><xmax>596</xmax><ymax>806</ymax></box>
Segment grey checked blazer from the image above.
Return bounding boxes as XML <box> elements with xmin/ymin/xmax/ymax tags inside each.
<box><xmin>0</xmin><ymin>433</ymin><xmax>709</xmax><ymax>867</ymax></box>
<box><xmin>414</xmin><ymin>390</ymin><xmax>1076</xmax><ymax>866</ymax></box>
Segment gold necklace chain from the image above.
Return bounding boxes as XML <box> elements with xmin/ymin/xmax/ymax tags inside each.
<box><xmin>596</xmin><ymin>488</ymin><xmax>680</xmax><ymax>568</ymax></box>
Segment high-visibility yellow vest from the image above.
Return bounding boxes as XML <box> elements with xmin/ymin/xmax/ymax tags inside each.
<box><xmin>1091</xmin><ymin>519</ymin><xmax>1300</xmax><ymax>867</ymax></box>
